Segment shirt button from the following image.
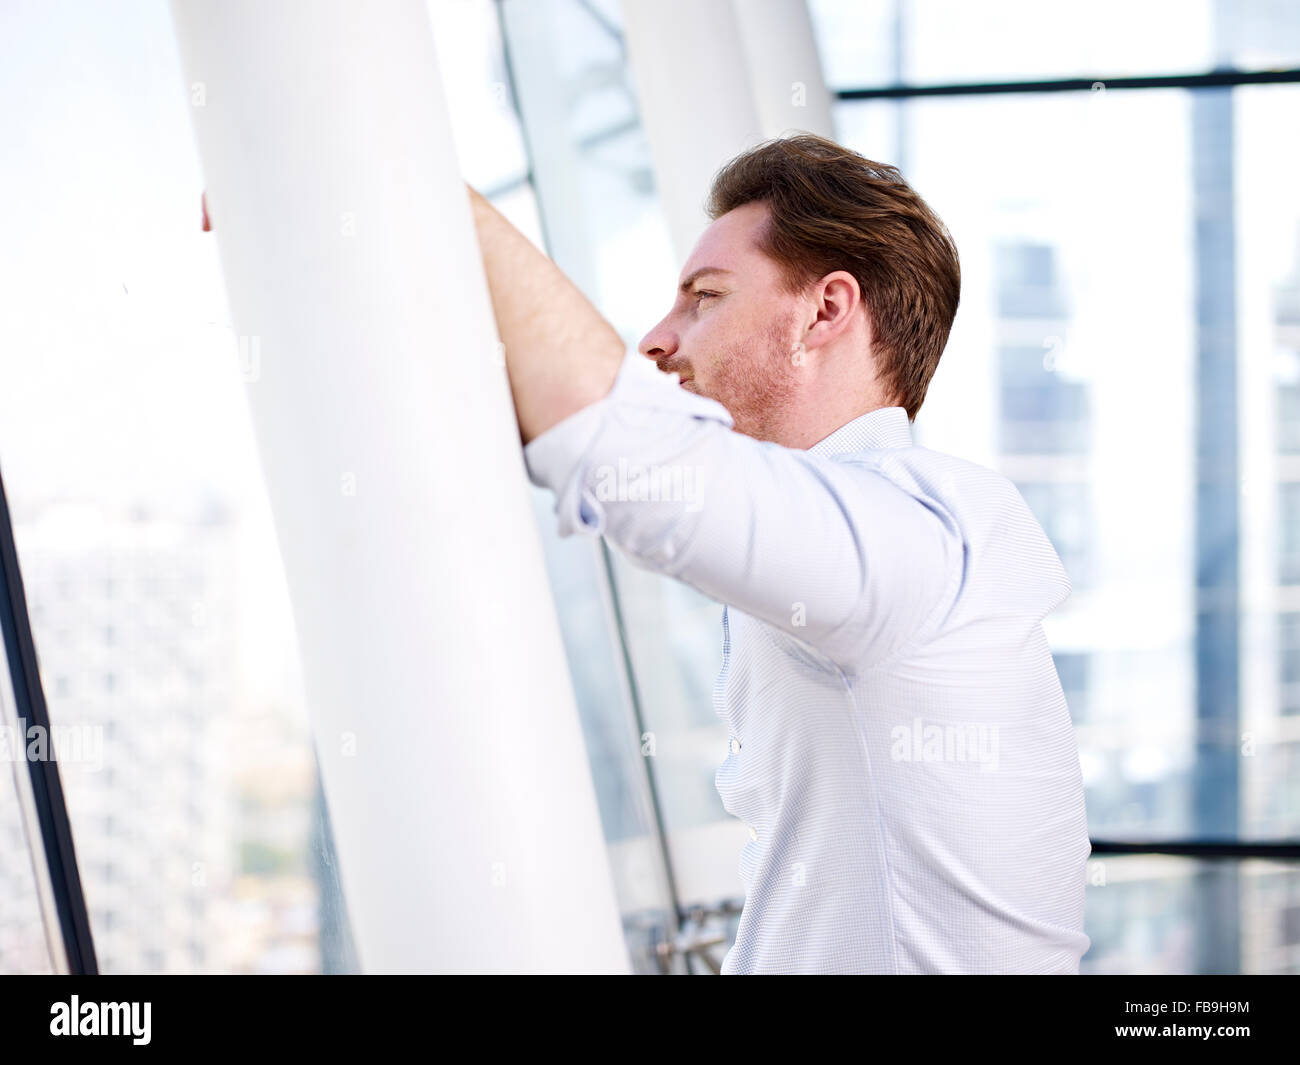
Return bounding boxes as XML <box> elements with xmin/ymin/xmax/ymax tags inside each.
<box><xmin>748</xmin><ymin>824</ymin><xmax>758</xmax><ymax>842</ymax></box>
<box><xmin>729</xmin><ymin>737</ymin><xmax>741</xmax><ymax>754</ymax></box>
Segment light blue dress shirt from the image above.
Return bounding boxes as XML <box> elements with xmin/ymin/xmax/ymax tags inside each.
<box><xmin>524</xmin><ymin>349</ymin><xmax>1091</xmax><ymax>974</ymax></box>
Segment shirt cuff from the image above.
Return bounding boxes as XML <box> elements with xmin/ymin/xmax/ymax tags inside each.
<box><xmin>523</xmin><ymin>348</ymin><xmax>734</xmax><ymax>536</ymax></box>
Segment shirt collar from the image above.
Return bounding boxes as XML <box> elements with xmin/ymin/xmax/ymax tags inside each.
<box><xmin>806</xmin><ymin>406</ymin><xmax>913</xmax><ymax>458</ymax></box>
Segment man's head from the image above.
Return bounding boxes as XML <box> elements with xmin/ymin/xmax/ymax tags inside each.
<box><xmin>638</xmin><ymin>134</ymin><xmax>960</xmax><ymax>445</ymax></box>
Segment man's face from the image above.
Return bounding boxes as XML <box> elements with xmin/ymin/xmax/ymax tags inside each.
<box><xmin>638</xmin><ymin>201</ymin><xmax>805</xmax><ymax>441</ymax></box>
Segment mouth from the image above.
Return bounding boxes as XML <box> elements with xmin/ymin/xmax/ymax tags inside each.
<box><xmin>657</xmin><ymin>361</ymin><xmax>692</xmax><ymax>387</ymax></box>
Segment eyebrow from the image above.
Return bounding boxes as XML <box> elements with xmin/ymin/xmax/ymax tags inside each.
<box><xmin>678</xmin><ymin>267</ymin><xmax>734</xmax><ymax>294</ymax></box>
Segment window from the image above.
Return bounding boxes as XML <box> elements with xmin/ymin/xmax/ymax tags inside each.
<box><xmin>1281</xmin><ymin>484</ymin><xmax>1300</xmax><ymax>585</ymax></box>
<box><xmin>1016</xmin><ymin>482</ymin><xmax>1094</xmax><ymax>589</ymax></box>
<box><xmin>811</xmin><ymin>0</ymin><xmax>1300</xmax><ymax>973</ymax></box>
<box><xmin>1281</xmin><ymin>614</ymin><xmax>1300</xmax><ymax>716</ymax></box>
<box><xmin>1000</xmin><ymin>345</ymin><xmax>1091</xmax><ymax>455</ymax></box>
<box><xmin>0</xmin><ymin>0</ymin><xmax>358</xmax><ymax>974</ymax></box>
<box><xmin>1054</xmin><ymin>652</ymin><xmax>1092</xmax><ymax>724</ymax></box>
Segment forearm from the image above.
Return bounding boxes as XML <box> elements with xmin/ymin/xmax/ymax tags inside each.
<box><xmin>467</xmin><ymin>185</ymin><xmax>624</xmax><ymax>444</ymax></box>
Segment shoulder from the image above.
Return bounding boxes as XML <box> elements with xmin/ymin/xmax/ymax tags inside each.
<box><xmin>834</xmin><ymin>444</ymin><xmax>1029</xmax><ymax>518</ymax></box>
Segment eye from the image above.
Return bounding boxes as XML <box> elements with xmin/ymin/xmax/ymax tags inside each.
<box><xmin>694</xmin><ymin>290</ymin><xmax>721</xmax><ymax>304</ymax></box>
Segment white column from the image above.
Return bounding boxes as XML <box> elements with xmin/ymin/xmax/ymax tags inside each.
<box><xmin>621</xmin><ymin>0</ymin><xmax>833</xmax><ymax>262</ymax></box>
<box><xmin>733</xmin><ymin>0</ymin><xmax>835</xmax><ymax>141</ymax></box>
<box><xmin>621</xmin><ymin>0</ymin><xmax>763</xmax><ymax>262</ymax></box>
<box><xmin>170</xmin><ymin>0</ymin><xmax>629</xmax><ymax>974</ymax></box>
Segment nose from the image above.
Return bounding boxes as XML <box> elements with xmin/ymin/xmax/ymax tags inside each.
<box><xmin>638</xmin><ymin>318</ymin><xmax>677</xmax><ymax>361</ymax></box>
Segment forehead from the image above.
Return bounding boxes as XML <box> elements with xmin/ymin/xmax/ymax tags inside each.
<box><xmin>680</xmin><ymin>201</ymin><xmax>773</xmax><ymax>281</ymax></box>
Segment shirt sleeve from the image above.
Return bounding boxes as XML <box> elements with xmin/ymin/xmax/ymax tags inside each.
<box><xmin>523</xmin><ymin>349</ymin><xmax>961</xmax><ymax>671</ymax></box>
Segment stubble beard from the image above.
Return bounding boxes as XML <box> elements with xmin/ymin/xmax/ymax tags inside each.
<box><xmin>709</xmin><ymin>313</ymin><xmax>804</xmax><ymax>443</ymax></box>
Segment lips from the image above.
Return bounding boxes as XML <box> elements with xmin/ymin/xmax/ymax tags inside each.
<box><xmin>659</xmin><ymin>362</ymin><xmax>692</xmax><ymax>387</ymax></box>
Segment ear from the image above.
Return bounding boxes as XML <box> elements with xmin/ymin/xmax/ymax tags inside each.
<box><xmin>803</xmin><ymin>270</ymin><xmax>862</xmax><ymax>351</ymax></box>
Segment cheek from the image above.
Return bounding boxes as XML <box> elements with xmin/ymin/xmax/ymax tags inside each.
<box><xmin>687</xmin><ymin>305</ymin><xmax>745</xmax><ymax>367</ymax></box>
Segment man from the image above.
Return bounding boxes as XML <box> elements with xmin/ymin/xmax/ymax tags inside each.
<box><xmin>468</xmin><ymin>133</ymin><xmax>1090</xmax><ymax>975</ymax></box>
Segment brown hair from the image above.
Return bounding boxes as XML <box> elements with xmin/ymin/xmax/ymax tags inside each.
<box><xmin>706</xmin><ymin>134</ymin><xmax>960</xmax><ymax>421</ymax></box>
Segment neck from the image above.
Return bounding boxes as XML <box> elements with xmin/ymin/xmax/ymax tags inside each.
<box><xmin>771</xmin><ymin>350</ymin><xmax>892</xmax><ymax>450</ymax></box>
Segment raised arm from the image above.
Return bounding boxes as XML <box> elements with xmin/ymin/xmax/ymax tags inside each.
<box><xmin>468</xmin><ymin>185</ymin><xmax>959</xmax><ymax>671</ymax></box>
<box><xmin>521</xmin><ymin>352</ymin><xmax>960</xmax><ymax>670</ymax></box>
<box><xmin>467</xmin><ymin>185</ymin><xmax>623</xmax><ymax>443</ymax></box>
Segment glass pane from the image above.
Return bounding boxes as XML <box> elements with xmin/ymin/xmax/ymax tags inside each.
<box><xmin>0</xmin><ymin>0</ymin><xmax>357</xmax><ymax>973</ymax></box>
<box><xmin>0</xmin><ymin>655</ymin><xmax>57</xmax><ymax>973</ymax></box>
<box><xmin>1083</xmin><ymin>856</ymin><xmax>1300</xmax><ymax>974</ymax></box>
<box><xmin>834</xmin><ymin>83</ymin><xmax>1300</xmax><ymax>851</ymax></box>
<box><xmin>428</xmin><ymin>0</ymin><xmax>530</xmax><ymax>194</ymax></box>
<box><xmin>838</xmin><ymin>89</ymin><xmax>1202</xmax><ymax>839</ymax></box>
<box><xmin>1239</xmin><ymin>83</ymin><xmax>1300</xmax><ymax>844</ymax></box>
<box><xmin>0</xmin><ymin>783</ymin><xmax>55</xmax><ymax>973</ymax></box>
<box><xmin>810</xmin><ymin>0</ymin><xmax>1300</xmax><ymax>91</ymax></box>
